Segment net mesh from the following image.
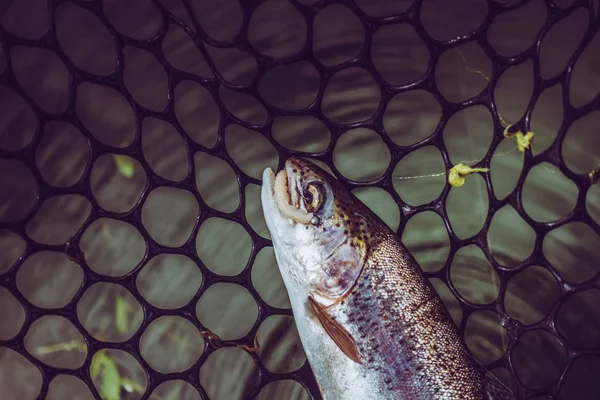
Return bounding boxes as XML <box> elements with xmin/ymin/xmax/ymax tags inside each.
<box><xmin>1</xmin><ymin>0</ymin><xmax>599</xmax><ymax>399</ymax></box>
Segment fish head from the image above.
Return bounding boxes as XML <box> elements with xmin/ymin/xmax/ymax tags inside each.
<box><xmin>261</xmin><ymin>157</ymin><xmax>385</xmax><ymax>307</ymax></box>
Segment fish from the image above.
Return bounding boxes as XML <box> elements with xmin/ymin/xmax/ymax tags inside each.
<box><xmin>261</xmin><ymin>157</ymin><xmax>515</xmax><ymax>400</ymax></box>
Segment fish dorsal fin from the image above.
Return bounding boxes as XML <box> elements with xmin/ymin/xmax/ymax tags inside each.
<box><xmin>483</xmin><ymin>373</ymin><xmax>515</xmax><ymax>400</ymax></box>
<box><xmin>307</xmin><ymin>295</ymin><xmax>363</xmax><ymax>365</ymax></box>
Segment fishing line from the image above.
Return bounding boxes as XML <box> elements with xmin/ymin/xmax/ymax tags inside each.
<box><xmin>392</xmin><ymin>49</ymin><xmax>536</xmax><ymax>188</ymax></box>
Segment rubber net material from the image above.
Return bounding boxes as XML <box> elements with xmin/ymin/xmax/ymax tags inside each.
<box><xmin>0</xmin><ymin>0</ymin><xmax>600</xmax><ymax>399</ymax></box>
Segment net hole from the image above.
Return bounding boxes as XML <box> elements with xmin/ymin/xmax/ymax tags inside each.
<box><xmin>487</xmin><ymin>205</ymin><xmax>536</xmax><ymax>268</ymax></box>
<box><xmin>0</xmin><ymin>347</ymin><xmax>42</xmax><ymax>399</ymax></box>
<box><xmin>569</xmin><ymin>28</ymin><xmax>600</xmax><ymax>108</ymax></box>
<box><xmin>313</xmin><ymin>4</ymin><xmax>364</xmax><ymax>67</ymax></box>
<box><xmin>90</xmin><ymin>154</ymin><xmax>147</xmax><ymax>214</ymax></box>
<box><xmin>489</xmin><ymin>137</ymin><xmax>524</xmax><ymax>200</ymax></box>
<box><xmin>245</xmin><ymin>183</ymin><xmax>271</xmax><ymax>239</ymax></box>
<box><xmin>219</xmin><ymin>86</ymin><xmax>268</xmax><ymax>125</ymax></box>
<box><xmin>487</xmin><ymin>0</ymin><xmax>547</xmax><ymax>57</ymax></box>
<box><xmin>562</xmin><ymin>110</ymin><xmax>600</xmax><ymax>176</ymax></box>
<box><xmin>0</xmin><ymin>85</ymin><xmax>36</xmax><ymax>151</ymax></box>
<box><xmin>586</xmin><ymin>185</ymin><xmax>600</xmax><ymax>226</ymax></box>
<box><xmin>10</xmin><ymin>45</ymin><xmax>69</xmax><ymax>114</ymax></box>
<box><xmin>190</xmin><ymin>0</ymin><xmax>242</xmax><ymax>42</ymax></box>
<box><xmin>530</xmin><ymin>84</ymin><xmax>563</xmax><ymax>156</ymax></box>
<box><xmin>494</xmin><ymin>59</ymin><xmax>534</xmax><ymax>124</ymax></box>
<box><xmin>0</xmin><ymin>0</ymin><xmax>49</xmax><ymax>40</ymax></box>
<box><xmin>140</xmin><ymin>316</ymin><xmax>205</xmax><ymax>373</ymax></box>
<box><xmin>151</xmin><ymin>380</ymin><xmax>201</xmax><ymax>400</ymax></box>
<box><xmin>522</xmin><ymin>162</ymin><xmax>578</xmax><ymax>223</ymax></box>
<box><xmin>256</xmin><ymin>315</ymin><xmax>306</xmax><ymax>373</ymax></box>
<box><xmin>47</xmin><ymin>375</ymin><xmax>94</xmax><ymax>400</ymax></box>
<box><xmin>464</xmin><ymin>310</ymin><xmax>508</xmax><ymax>364</ymax></box>
<box><xmin>392</xmin><ymin>146</ymin><xmax>445</xmax><ymax>206</ymax></box>
<box><xmin>122</xmin><ymin>46</ymin><xmax>169</xmax><ymax>112</ymax></box>
<box><xmin>141</xmin><ymin>117</ymin><xmax>189</xmax><ymax>182</ymax></box>
<box><xmin>225</xmin><ymin>124</ymin><xmax>278</xmax><ymax>180</ymax></box>
<box><xmin>0</xmin><ymin>229</ymin><xmax>26</xmax><ymax>274</ymax></box>
<box><xmin>174</xmin><ymin>80</ymin><xmax>220</xmax><ymax>148</ymax></box>
<box><xmin>559</xmin><ymin>355</ymin><xmax>600</xmax><ymax>399</ymax></box>
<box><xmin>24</xmin><ymin>315</ymin><xmax>87</xmax><ymax>369</ymax></box>
<box><xmin>449</xmin><ymin>245</ymin><xmax>500</xmax><ymax>305</ymax></box>
<box><xmin>383</xmin><ymin>90</ymin><xmax>441</xmax><ymax>146</ymax></box>
<box><xmin>194</xmin><ymin>152</ymin><xmax>240</xmax><ymax>213</ymax></box>
<box><xmin>103</xmin><ymin>0</ymin><xmax>162</xmax><ymax>41</ymax></box>
<box><xmin>443</xmin><ymin>105</ymin><xmax>493</xmax><ymax>165</ymax></box>
<box><xmin>25</xmin><ymin>195</ymin><xmax>91</xmax><ymax>246</ymax></box>
<box><xmin>196</xmin><ymin>283</ymin><xmax>258</xmax><ymax>341</ymax></box>
<box><xmin>272</xmin><ymin>116</ymin><xmax>330</xmax><ymax>153</ymax></box>
<box><xmin>248</xmin><ymin>0</ymin><xmax>306</xmax><ymax>59</ymax></box>
<box><xmin>333</xmin><ymin>128</ymin><xmax>390</xmax><ymax>181</ymax></box>
<box><xmin>544</xmin><ymin>222</ymin><xmax>600</xmax><ymax>284</ymax></box>
<box><xmin>141</xmin><ymin>187</ymin><xmax>199</xmax><ymax>248</ymax></box>
<box><xmin>435</xmin><ymin>42</ymin><xmax>491</xmax><ymax>103</ymax></box>
<box><xmin>258</xmin><ymin>61</ymin><xmax>320</xmax><ymax>111</ymax></box>
<box><xmin>205</xmin><ymin>44</ymin><xmax>258</xmax><ymax>87</ymax></box>
<box><xmin>196</xmin><ymin>217</ymin><xmax>252</xmax><ymax>276</ymax></box>
<box><xmin>512</xmin><ymin>330</ymin><xmax>567</xmax><ymax>390</ymax></box>
<box><xmin>446</xmin><ymin>173</ymin><xmax>488</xmax><ymax>239</ymax></box>
<box><xmin>322</xmin><ymin>67</ymin><xmax>381</xmax><ymax>125</ymax></box>
<box><xmin>76</xmin><ymin>82</ymin><xmax>136</xmax><ymax>148</ymax></box>
<box><xmin>539</xmin><ymin>8</ymin><xmax>588</xmax><ymax>80</ymax></box>
<box><xmin>162</xmin><ymin>24</ymin><xmax>214</xmax><ymax>78</ymax></box>
<box><xmin>0</xmin><ymin>287</ymin><xmax>25</xmax><ymax>340</ymax></box>
<box><xmin>372</xmin><ymin>23</ymin><xmax>429</xmax><ymax>87</ymax></box>
<box><xmin>77</xmin><ymin>283</ymin><xmax>144</xmax><ymax>342</ymax></box>
<box><xmin>256</xmin><ymin>379</ymin><xmax>310</xmax><ymax>400</ymax></box>
<box><xmin>251</xmin><ymin>246</ymin><xmax>291</xmax><ymax>309</ymax></box>
<box><xmin>420</xmin><ymin>0</ymin><xmax>488</xmax><ymax>42</ymax></box>
<box><xmin>136</xmin><ymin>254</ymin><xmax>202</xmax><ymax>309</ymax></box>
<box><xmin>402</xmin><ymin>211</ymin><xmax>450</xmax><ymax>273</ymax></box>
<box><xmin>16</xmin><ymin>251</ymin><xmax>83</xmax><ymax>308</ymax></box>
<box><xmin>555</xmin><ymin>289</ymin><xmax>600</xmax><ymax>349</ymax></box>
<box><xmin>80</xmin><ymin>218</ymin><xmax>146</xmax><ymax>277</ymax></box>
<box><xmin>36</xmin><ymin>122</ymin><xmax>90</xmax><ymax>187</ymax></box>
<box><xmin>56</xmin><ymin>2</ymin><xmax>117</xmax><ymax>76</ymax></box>
<box><xmin>199</xmin><ymin>347</ymin><xmax>258</xmax><ymax>400</ymax></box>
<box><xmin>354</xmin><ymin>0</ymin><xmax>412</xmax><ymax>18</ymax></box>
<box><xmin>352</xmin><ymin>186</ymin><xmax>400</xmax><ymax>232</ymax></box>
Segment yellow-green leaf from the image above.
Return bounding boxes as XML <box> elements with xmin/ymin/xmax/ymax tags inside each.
<box><xmin>115</xmin><ymin>296</ymin><xmax>129</xmax><ymax>334</ymax></box>
<box><xmin>91</xmin><ymin>350</ymin><xmax>106</xmax><ymax>380</ymax></box>
<box><xmin>100</xmin><ymin>356</ymin><xmax>121</xmax><ymax>400</ymax></box>
<box><xmin>113</xmin><ymin>155</ymin><xmax>135</xmax><ymax>179</ymax></box>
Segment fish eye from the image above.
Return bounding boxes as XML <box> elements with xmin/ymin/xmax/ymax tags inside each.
<box><xmin>304</xmin><ymin>184</ymin><xmax>323</xmax><ymax>212</ymax></box>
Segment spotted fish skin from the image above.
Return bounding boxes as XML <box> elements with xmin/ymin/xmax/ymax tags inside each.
<box><xmin>330</xmin><ymin>233</ymin><xmax>487</xmax><ymax>399</ymax></box>
<box><xmin>261</xmin><ymin>157</ymin><xmax>514</xmax><ymax>400</ymax></box>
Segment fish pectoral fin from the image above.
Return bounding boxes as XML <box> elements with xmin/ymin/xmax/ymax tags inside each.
<box><xmin>307</xmin><ymin>295</ymin><xmax>363</xmax><ymax>365</ymax></box>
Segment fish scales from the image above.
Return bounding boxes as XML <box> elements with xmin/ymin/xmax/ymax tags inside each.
<box><xmin>261</xmin><ymin>157</ymin><xmax>514</xmax><ymax>400</ymax></box>
<box><xmin>331</xmin><ymin>233</ymin><xmax>485</xmax><ymax>398</ymax></box>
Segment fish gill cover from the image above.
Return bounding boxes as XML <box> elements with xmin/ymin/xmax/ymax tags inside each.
<box><xmin>0</xmin><ymin>0</ymin><xmax>599</xmax><ymax>399</ymax></box>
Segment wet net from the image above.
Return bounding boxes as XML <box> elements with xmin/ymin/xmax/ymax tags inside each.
<box><xmin>1</xmin><ymin>0</ymin><xmax>600</xmax><ymax>399</ymax></box>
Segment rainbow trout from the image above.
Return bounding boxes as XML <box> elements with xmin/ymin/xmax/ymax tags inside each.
<box><xmin>261</xmin><ymin>157</ymin><xmax>514</xmax><ymax>400</ymax></box>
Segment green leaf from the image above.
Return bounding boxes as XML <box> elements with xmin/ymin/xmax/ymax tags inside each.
<box><xmin>113</xmin><ymin>155</ymin><xmax>135</xmax><ymax>179</ymax></box>
<box><xmin>91</xmin><ymin>351</ymin><xmax>106</xmax><ymax>380</ymax></box>
<box><xmin>100</xmin><ymin>356</ymin><xmax>121</xmax><ymax>400</ymax></box>
<box><xmin>115</xmin><ymin>296</ymin><xmax>129</xmax><ymax>334</ymax></box>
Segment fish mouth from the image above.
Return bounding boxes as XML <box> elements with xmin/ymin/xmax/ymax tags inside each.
<box><xmin>263</xmin><ymin>163</ymin><xmax>313</xmax><ymax>225</ymax></box>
